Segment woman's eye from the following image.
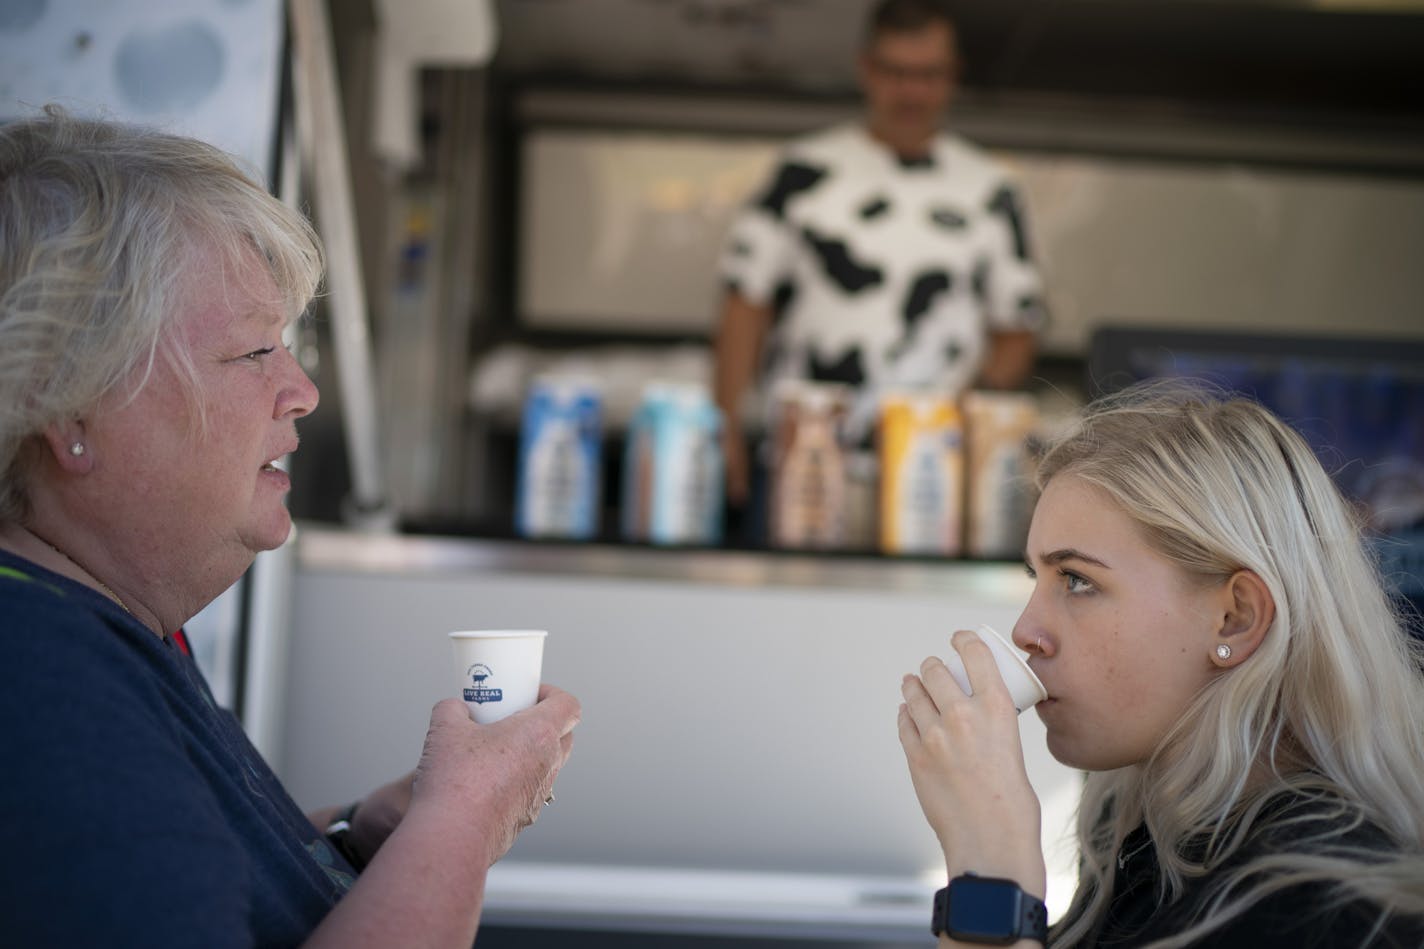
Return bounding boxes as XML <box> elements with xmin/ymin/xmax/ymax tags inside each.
<box><xmin>243</xmin><ymin>346</ymin><xmax>276</xmax><ymax>361</ymax></box>
<box><xmin>1062</xmin><ymin>570</ymin><xmax>1094</xmax><ymax>594</ymax></box>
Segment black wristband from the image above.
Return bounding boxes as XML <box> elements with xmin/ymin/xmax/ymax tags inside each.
<box><xmin>324</xmin><ymin>801</ymin><xmax>367</xmax><ymax>873</ymax></box>
<box><xmin>931</xmin><ymin>874</ymin><xmax>1048</xmax><ymax>944</ymax></box>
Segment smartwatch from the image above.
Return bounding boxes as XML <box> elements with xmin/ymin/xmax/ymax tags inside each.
<box><xmin>931</xmin><ymin>874</ymin><xmax>1048</xmax><ymax>945</ymax></box>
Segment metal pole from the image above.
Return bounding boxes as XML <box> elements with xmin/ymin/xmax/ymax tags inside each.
<box><xmin>288</xmin><ymin>0</ymin><xmax>395</xmax><ymax>531</ymax></box>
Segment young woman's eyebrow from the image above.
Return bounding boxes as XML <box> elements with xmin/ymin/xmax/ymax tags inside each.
<box><xmin>1034</xmin><ymin>547</ymin><xmax>1112</xmax><ymax>570</ymax></box>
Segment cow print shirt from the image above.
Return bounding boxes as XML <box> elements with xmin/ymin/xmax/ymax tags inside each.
<box><xmin>721</xmin><ymin>122</ymin><xmax>1047</xmax><ymax>440</ymax></box>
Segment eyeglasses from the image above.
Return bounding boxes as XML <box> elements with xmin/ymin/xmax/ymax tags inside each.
<box><xmin>867</xmin><ymin>57</ymin><xmax>956</xmax><ymax>84</ymax></box>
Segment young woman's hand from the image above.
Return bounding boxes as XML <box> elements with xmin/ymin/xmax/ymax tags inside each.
<box><xmin>898</xmin><ymin>629</ymin><xmax>1046</xmax><ymax>893</ymax></box>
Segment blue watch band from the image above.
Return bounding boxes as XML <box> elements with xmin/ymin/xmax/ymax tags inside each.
<box><xmin>931</xmin><ymin>873</ymin><xmax>1048</xmax><ymax>945</ymax></box>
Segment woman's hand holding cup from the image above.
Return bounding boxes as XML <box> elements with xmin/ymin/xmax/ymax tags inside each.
<box><xmin>898</xmin><ymin>627</ymin><xmax>1047</xmax><ymax>893</ymax></box>
<box><xmin>412</xmin><ymin>685</ymin><xmax>581</xmax><ymax>867</ymax></box>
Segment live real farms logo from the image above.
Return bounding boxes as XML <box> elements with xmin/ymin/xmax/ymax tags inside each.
<box><xmin>463</xmin><ymin>663</ymin><xmax>502</xmax><ymax>705</ymax></box>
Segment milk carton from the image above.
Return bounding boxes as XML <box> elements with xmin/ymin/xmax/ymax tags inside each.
<box><xmin>964</xmin><ymin>391</ymin><xmax>1040</xmax><ymax>559</ymax></box>
<box><xmin>516</xmin><ymin>376</ymin><xmax>603</xmax><ymax>540</ymax></box>
<box><xmin>621</xmin><ymin>383</ymin><xmax>724</xmax><ymax>546</ymax></box>
<box><xmin>842</xmin><ymin>450</ymin><xmax>879</xmax><ymax>553</ymax></box>
<box><xmin>878</xmin><ymin>393</ymin><xmax>965</xmax><ymax>556</ymax></box>
<box><xmin>768</xmin><ymin>381</ymin><xmax>851</xmax><ymax>550</ymax></box>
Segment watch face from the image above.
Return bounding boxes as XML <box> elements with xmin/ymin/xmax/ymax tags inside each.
<box><xmin>947</xmin><ymin>876</ymin><xmax>1022</xmax><ymax>942</ymax></box>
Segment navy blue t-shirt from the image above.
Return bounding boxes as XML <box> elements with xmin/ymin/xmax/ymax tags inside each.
<box><xmin>0</xmin><ymin>549</ymin><xmax>355</xmax><ymax>948</ymax></box>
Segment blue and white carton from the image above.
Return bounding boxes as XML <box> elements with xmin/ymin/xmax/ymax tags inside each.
<box><xmin>516</xmin><ymin>376</ymin><xmax>603</xmax><ymax>539</ymax></box>
<box><xmin>621</xmin><ymin>382</ymin><xmax>724</xmax><ymax>546</ymax></box>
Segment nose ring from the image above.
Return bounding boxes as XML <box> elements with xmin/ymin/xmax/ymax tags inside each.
<box><xmin>1036</xmin><ymin>636</ymin><xmax>1045</xmax><ymax>653</ymax></box>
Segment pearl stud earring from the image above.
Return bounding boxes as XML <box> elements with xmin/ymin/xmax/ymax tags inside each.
<box><xmin>69</xmin><ymin>442</ymin><xmax>85</xmax><ymax>456</ymax></box>
<box><xmin>1215</xmin><ymin>643</ymin><xmax>1232</xmax><ymax>661</ymax></box>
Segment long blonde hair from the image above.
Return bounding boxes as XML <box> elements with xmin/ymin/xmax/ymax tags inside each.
<box><xmin>1042</xmin><ymin>382</ymin><xmax>1424</xmax><ymax>947</ymax></box>
<box><xmin>0</xmin><ymin>105</ymin><xmax>323</xmax><ymax>522</ymax></box>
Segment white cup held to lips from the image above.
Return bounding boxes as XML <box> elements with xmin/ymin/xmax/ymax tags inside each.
<box><xmin>449</xmin><ymin>630</ymin><xmax>548</xmax><ymax>724</ymax></box>
<box><xmin>942</xmin><ymin>624</ymin><xmax>1047</xmax><ymax>713</ymax></box>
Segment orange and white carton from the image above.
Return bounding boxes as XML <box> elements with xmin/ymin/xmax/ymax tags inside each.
<box><xmin>878</xmin><ymin>393</ymin><xmax>965</xmax><ymax>556</ymax></box>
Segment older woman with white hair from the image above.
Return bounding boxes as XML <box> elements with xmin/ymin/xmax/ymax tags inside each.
<box><xmin>900</xmin><ymin>384</ymin><xmax>1424</xmax><ymax>947</ymax></box>
<box><xmin>0</xmin><ymin>106</ymin><xmax>580</xmax><ymax>948</ymax></box>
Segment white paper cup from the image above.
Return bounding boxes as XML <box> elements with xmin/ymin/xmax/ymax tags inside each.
<box><xmin>449</xmin><ymin>630</ymin><xmax>548</xmax><ymax>723</ymax></box>
<box><xmin>941</xmin><ymin>624</ymin><xmax>1047</xmax><ymax>713</ymax></box>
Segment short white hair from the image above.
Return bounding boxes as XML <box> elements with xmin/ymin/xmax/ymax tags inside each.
<box><xmin>0</xmin><ymin>105</ymin><xmax>324</xmax><ymax>521</ymax></box>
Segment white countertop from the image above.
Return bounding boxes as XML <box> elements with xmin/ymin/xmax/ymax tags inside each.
<box><xmin>482</xmin><ymin>862</ymin><xmax>936</xmax><ymax>940</ymax></box>
<box><xmin>295</xmin><ymin>523</ymin><xmax>1033</xmax><ymax>601</ymax></box>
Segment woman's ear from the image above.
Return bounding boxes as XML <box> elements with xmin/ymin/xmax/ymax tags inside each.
<box><xmin>40</xmin><ymin>420</ymin><xmax>93</xmax><ymax>475</ymax></box>
<box><xmin>1212</xmin><ymin>570</ymin><xmax>1275</xmax><ymax>667</ymax></box>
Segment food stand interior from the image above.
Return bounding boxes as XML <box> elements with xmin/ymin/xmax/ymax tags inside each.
<box><xmin>124</xmin><ymin>0</ymin><xmax>1424</xmax><ymax>945</ymax></box>
<box><xmin>266</xmin><ymin>2</ymin><xmax>1424</xmax><ymax>944</ymax></box>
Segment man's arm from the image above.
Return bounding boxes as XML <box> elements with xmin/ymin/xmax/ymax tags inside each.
<box><xmin>977</xmin><ymin>329</ymin><xmax>1036</xmax><ymax>390</ymax></box>
<box><xmin>714</xmin><ymin>289</ymin><xmax>773</xmax><ymax>506</ymax></box>
<box><xmin>978</xmin><ymin>176</ymin><xmax>1045</xmax><ymax>392</ymax></box>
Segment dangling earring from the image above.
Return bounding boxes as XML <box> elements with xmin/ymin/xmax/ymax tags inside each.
<box><xmin>1215</xmin><ymin>643</ymin><xmax>1232</xmax><ymax>661</ymax></box>
<box><xmin>69</xmin><ymin>443</ymin><xmax>85</xmax><ymax>457</ymax></box>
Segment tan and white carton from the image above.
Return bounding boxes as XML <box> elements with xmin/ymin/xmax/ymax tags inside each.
<box><xmin>964</xmin><ymin>391</ymin><xmax>1040</xmax><ymax>560</ymax></box>
<box><xmin>768</xmin><ymin>381</ymin><xmax>851</xmax><ymax>550</ymax></box>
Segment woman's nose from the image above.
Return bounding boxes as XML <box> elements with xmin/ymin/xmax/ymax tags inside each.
<box><xmin>1012</xmin><ymin>604</ymin><xmax>1050</xmax><ymax>656</ymax></box>
<box><xmin>275</xmin><ymin>346</ymin><xmax>320</xmax><ymax>420</ymax></box>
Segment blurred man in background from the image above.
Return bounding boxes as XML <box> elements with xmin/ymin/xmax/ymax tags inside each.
<box><xmin>714</xmin><ymin>0</ymin><xmax>1048</xmax><ymax>518</ymax></box>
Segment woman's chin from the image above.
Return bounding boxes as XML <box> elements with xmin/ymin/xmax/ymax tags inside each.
<box><xmin>243</xmin><ymin>509</ymin><xmax>295</xmax><ymax>554</ymax></box>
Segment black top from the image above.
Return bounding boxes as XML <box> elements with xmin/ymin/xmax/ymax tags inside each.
<box><xmin>1061</xmin><ymin>793</ymin><xmax>1424</xmax><ymax>948</ymax></box>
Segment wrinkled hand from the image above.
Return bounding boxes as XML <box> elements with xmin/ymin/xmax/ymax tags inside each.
<box><xmin>411</xmin><ymin>684</ymin><xmax>580</xmax><ymax>866</ymax></box>
<box><xmin>898</xmin><ymin>630</ymin><xmax>1045</xmax><ymax>890</ymax></box>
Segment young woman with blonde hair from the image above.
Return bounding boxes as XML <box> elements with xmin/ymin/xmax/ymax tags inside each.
<box><xmin>900</xmin><ymin>383</ymin><xmax>1424</xmax><ymax>947</ymax></box>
